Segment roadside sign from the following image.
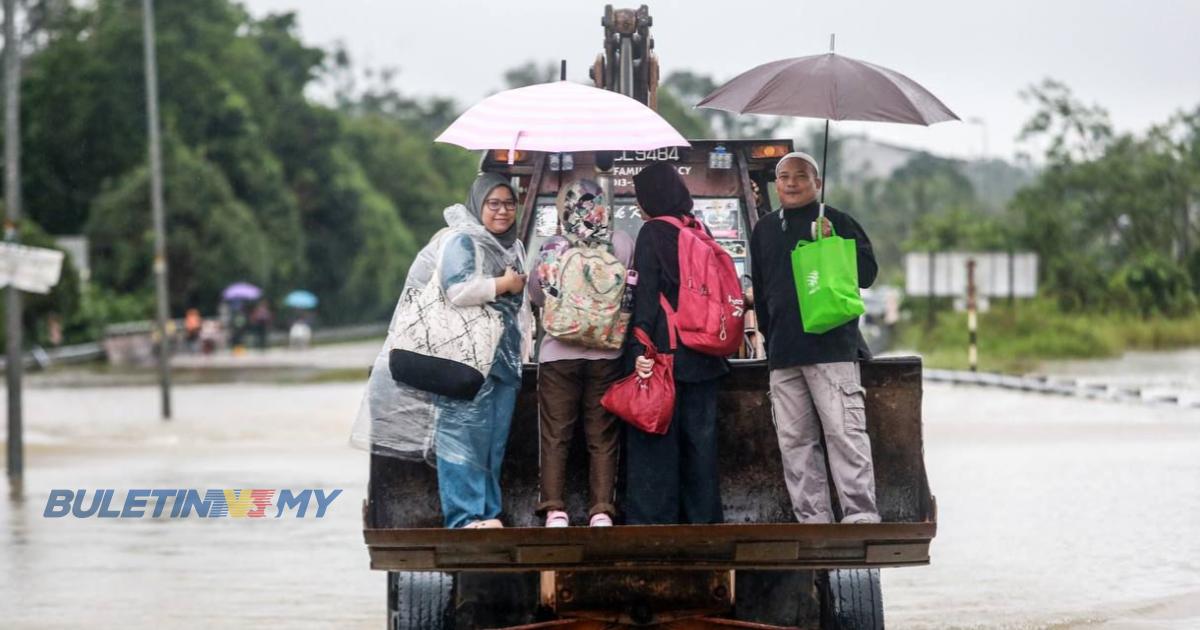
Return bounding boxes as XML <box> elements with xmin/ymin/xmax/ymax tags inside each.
<box><xmin>905</xmin><ymin>251</ymin><xmax>1038</xmax><ymax>299</ymax></box>
<box><xmin>0</xmin><ymin>242</ymin><xmax>65</xmax><ymax>294</ymax></box>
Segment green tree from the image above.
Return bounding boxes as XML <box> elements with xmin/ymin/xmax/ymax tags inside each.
<box><xmin>341</xmin><ymin>114</ymin><xmax>476</xmax><ymax>242</ymax></box>
<box><xmin>853</xmin><ymin>152</ymin><xmax>980</xmax><ymax>272</ymax></box>
<box><xmin>0</xmin><ymin>219</ymin><xmax>84</xmax><ymax>347</ymax></box>
<box><xmin>86</xmin><ymin>141</ymin><xmax>270</xmax><ymax>314</ymax></box>
<box><xmin>1010</xmin><ymin>80</ymin><xmax>1199</xmax><ymax>312</ymax></box>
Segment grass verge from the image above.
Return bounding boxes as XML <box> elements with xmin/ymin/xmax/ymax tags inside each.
<box><xmin>894</xmin><ymin>299</ymin><xmax>1200</xmax><ymax>373</ymax></box>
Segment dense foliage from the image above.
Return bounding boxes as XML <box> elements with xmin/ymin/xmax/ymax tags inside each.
<box><xmin>1</xmin><ymin>2</ymin><xmax>1196</xmax><ymax>351</ymax></box>
<box><xmin>2</xmin><ymin>0</ymin><xmax>477</xmax><ymax>345</ymax></box>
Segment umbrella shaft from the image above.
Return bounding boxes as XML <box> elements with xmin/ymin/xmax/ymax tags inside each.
<box><xmin>821</xmin><ymin>119</ymin><xmax>829</xmax><ymax>204</ymax></box>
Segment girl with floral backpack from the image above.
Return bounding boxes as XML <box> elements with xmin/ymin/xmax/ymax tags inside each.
<box><xmin>527</xmin><ymin>179</ymin><xmax>634</xmax><ymax>527</ymax></box>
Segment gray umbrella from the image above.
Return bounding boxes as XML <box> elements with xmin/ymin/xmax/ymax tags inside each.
<box><xmin>698</xmin><ymin>41</ymin><xmax>959</xmax><ymax>201</ymax></box>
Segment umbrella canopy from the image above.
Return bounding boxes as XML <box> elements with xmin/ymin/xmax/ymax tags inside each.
<box><xmin>436</xmin><ymin>81</ymin><xmax>690</xmax><ymax>157</ymax></box>
<box><xmin>222</xmin><ymin>282</ymin><xmax>261</xmax><ymax>302</ymax></box>
<box><xmin>699</xmin><ymin>49</ymin><xmax>958</xmax><ymax>204</ymax></box>
<box><xmin>283</xmin><ymin>290</ymin><xmax>318</xmax><ymax>309</ymax></box>
<box><xmin>697</xmin><ymin>52</ymin><xmax>959</xmax><ymax>125</ymax></box>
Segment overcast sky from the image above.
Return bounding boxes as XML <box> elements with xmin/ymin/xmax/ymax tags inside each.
<box><xmin>240</xmin><ymin>0</ymin><xmax>1200</xmax><ymax>162</ymax></box>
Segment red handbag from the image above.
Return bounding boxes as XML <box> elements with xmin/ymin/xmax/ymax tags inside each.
<box><xmin>601</xmin><ymin>296</ymin><xmax>677</xmax><ymax>435</ymax></box>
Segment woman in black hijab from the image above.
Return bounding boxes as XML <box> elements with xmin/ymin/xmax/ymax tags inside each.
<box><xmin>623</xmin><ymin>162</ymin><xmax>728</xmax><ymax>525</ymax></box>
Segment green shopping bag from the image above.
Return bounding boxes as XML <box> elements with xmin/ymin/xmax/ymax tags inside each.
<box><xmin>790</xmin><ymin>208</ymin><xmax>866</xmax><ymax>334</ymax></box>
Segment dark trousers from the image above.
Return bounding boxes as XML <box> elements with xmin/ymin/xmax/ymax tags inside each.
<box><xmin>537</xmin><ymin>358</ymin><xmax>622</xmax><ymax>517</ymax></box>
<box><xmin>623</xmin><ymin>378</ymin><xmax>724</xmax><ymax>525</ymax></box>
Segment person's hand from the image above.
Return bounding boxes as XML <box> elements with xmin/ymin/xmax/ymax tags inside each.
<box><xmin>496</xmin><ymin>267</ymin><xmax>526</xmax><ymax>295</ymax></box>
<box><xmin>813</xmin><ymin>217</ymin><xmax>833</xmax><ymax>238</ymax></box>
<box><xmin>635</xmin><ymin>355</ymin><xmax>654</xmax><ymax>379</ymax></box>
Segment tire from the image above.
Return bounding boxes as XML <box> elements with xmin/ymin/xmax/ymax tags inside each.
<box><xmin>389</xmin><ymin>571</ymin><xmax>454</xmax><ymax>630</ymax></box>
<box><xmin>821</xmin><ymin>569</ymin><xmax>884</xmax><ymax>630</ymax></box>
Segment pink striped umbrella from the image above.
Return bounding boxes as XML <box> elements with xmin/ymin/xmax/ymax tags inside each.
<box><xmin>435</xmin><ymin>81</ymin><xmax>689</xmax><ymax>161</ymax></box>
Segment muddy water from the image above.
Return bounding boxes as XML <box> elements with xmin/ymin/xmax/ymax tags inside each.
<box><xmin>2</xmin><ymin>354</ymin><xmax>1199</xmax><ymax>628</ymax></box>
<box><xmin>1</xmin><ymin>382</ymin><xmax>380</xmax><ymax>629</ymax></box>
<box><xmin>884</xmin><ymin>384</ymin><xmax>1200</xmax><ymax>629</ymax></box>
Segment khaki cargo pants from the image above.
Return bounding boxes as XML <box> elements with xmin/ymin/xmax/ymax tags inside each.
<box><xmin>769</xmin><ymin>362</ymin><xmax>881</xmax><ymax>524</ymax></box>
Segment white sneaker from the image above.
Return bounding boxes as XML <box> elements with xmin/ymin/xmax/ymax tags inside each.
<box><xmin>545</xmin><ymin>510</ymin><xmax>569</xmax><ymax>528</ymax></box>
<box><xmin>589</xmin><ymin>513</ymin><xmax>613</xmax><ymax>527</ymax></box>
<box><xmin>840</xmin><ymin>513</ymin><xmax>881</xmax><ymax>524</ymax></box>
<box><xmin>480</xmin><ymin>518</ymin><xmax>505</xmax><ymax>528</ymax></box>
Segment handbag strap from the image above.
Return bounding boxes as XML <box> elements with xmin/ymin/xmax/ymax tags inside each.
<box><xmin>631</xmin><ymin>293</ymin><xmax>680</xmax><ymax>356</ymax></box>
<box><xmin>632</xmin><ymin>327</ymin><xmax>658</xmax><ymax>358</ymax></box>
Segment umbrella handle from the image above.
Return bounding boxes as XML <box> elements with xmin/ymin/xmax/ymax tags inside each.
<box><xmin>508</xmin><ymin>130</ymin><xmax>524</xmax><ymax>164</ymax></box>
<box><xmin>815</xmin><ymin>203</ymin><xmax>826</xmax><ymax>241</ymax></box>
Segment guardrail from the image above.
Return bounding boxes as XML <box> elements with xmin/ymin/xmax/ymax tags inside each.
<box><xmin>0</xmin><ymin>321</ymin><xmax>389</xmax><ymax>371</ymax></box>
<box><xmin>924</xmin><ymin>368</ymin><xmax>1200</xmax><ymax>409</ymax></box>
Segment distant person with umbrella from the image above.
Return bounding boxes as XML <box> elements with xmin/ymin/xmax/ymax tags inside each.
<box><xmin>749</xmin><ymin>151</ymin><xmax>880</xmax><ymax>524</ymax></box>
<box><xmin>284</xmin><ymin>290</ymin><xmax>318</xmax><ymax>350</ymax></box>
<box><xmin>222</xmin><ymin>282</ymin><xmax>262</xmax><ymax>350</ymax></box>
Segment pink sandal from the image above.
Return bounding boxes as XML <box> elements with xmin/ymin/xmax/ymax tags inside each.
<box><xmin>545</xmin><ymin>510</ymin><xmax>569</xmax><ymax>528</ymax></box>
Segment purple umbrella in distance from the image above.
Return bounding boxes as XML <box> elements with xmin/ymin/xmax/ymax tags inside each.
<box><xmin>222</xmin><ymin>282</ymin><xmax>262</xmax><ymax>302</ymax></box>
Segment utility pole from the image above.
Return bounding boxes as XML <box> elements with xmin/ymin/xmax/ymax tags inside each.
<box><xmin>4</xmin><ymin>0</ymin><xmax>23</xmax><ymax>487</ymax></box>
<box><xmin>142</xmin><ymin>0</ymin><xmax>171</xmax><ymax>419</ymax></box>
<box><xmin>967</xmin><ymin>259</ymin><xmax>978</xmax><ymax>373</ymax></box>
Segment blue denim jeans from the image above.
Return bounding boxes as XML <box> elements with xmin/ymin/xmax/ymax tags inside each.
<box><xmin>434</xmin><ymin>376</ymin><xmax>520</xmax><ymax>528</ymax></box>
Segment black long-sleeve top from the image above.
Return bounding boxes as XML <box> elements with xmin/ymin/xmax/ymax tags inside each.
<box><xmin>626</xmin><ymin>219</ymin><xmax>730</xmax><ymax>383</ymax></box>
<box><xmin>749</xmin><ymin>200</ymin><xmax>877</xmax><ymax>370</ymax></box>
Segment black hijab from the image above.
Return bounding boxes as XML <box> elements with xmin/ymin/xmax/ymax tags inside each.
<box><xmin>633</xmin><ymin>162</ymin><xmax>693</xmax><ymax>218</ymax></box>
<box><xmin>466</xmin><ymin>172</ymin><xmax>519</xmax><ymax>248</ymax></box>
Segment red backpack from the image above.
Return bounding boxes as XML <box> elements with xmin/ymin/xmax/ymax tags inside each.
<box><xmin>650</xmin><ymin>215</ymin><xmax>745</xmax><ymax>356</ymax></box>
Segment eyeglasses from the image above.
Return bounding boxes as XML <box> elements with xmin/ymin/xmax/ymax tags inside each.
<box><xmin>484</xmin><ymin>199</ymin><xmax>518</xmax><ymax>213</ymax></box>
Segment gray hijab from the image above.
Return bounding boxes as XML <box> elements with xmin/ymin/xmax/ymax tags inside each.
<box><xmin>466</xmin><ymin>172</ymin><xmax>519</xmax><ymax>248</ymax></box>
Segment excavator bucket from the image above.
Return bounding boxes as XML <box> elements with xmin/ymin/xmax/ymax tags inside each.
<box><xmin>365</xmin><ymin>356</ymin><xmax>934</xmax><ymax>571</ymax></box>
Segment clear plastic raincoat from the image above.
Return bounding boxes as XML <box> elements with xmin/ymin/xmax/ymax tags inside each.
<box><xmin>351</xmin><ymin>199</ymin><xmax>529</xmax><ymax>466</ymax></box>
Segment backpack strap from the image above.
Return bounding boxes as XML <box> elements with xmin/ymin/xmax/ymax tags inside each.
<box><xmin>656</xmin><ymin>294</ymin><xmax>679</xmax><ymax>351</ymax></box>
<box><xmin>649</xmin><ymin>215</ymin><xmax>686</xmax><ymax>230</ymax></box>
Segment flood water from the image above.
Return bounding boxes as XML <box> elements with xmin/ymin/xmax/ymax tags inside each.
<box><xmin>2</xmin><ymin>347</ymin><xmax>1198</xmax><ymax>628</ymax></box>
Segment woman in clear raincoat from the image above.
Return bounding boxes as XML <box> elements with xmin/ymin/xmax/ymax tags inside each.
<box><xmin>352</xmin><ymin>172</ymin><xmax>529</xmax><ymax>529</ymax></box>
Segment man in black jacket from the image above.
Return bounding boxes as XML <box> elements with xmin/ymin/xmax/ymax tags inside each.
<box><xmin>749</xmin><ymin>152</ymin><xmax>881</xmax><ymax>524</ymax></box>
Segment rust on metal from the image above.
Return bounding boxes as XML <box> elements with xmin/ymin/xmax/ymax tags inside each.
<box><xmin>733</xmin><ymin>541</ymin><xmax>799</xmax><ymax>562</ymax></box>
<box><xmin>365</xmin><ymin>519</ymin><xmax>933</xmax><ymax>572</ymax></box>
<box><xmin>546</xmin><ymin>570</ymin><xmax>732</xmax><ymax>625</ymax></box>
<box><xmin>499</xmin><ymin>617</ymin><xmax>798</xmax><ymax>629</ymax></box>
<box><xmin>865</xmin><ymin>542</ymin><xmax>930</xmax><ymax>564</ymax></box>
<box><xmin>516</xmin><ymin>545</ymin><xmax>585</xmax><ymax>564</ymax></box>
<box><xmin>612</xmin><ymin>8</ymin><xmax>637</xmax><ymax>34</ymax></box>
